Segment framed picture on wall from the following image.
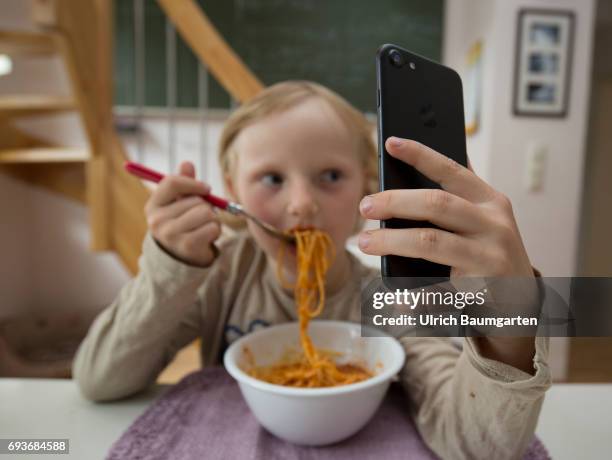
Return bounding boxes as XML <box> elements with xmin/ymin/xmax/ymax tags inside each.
<box><xmin>513</xmin><ymin>9</ymin><xmax>575</xmax><ymax>117</ymax></box>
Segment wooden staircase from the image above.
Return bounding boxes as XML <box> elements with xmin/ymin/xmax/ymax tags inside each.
<box><xmin>0</xmin><ymin>30</ymin><xmax>57</xmax><ymax>56</ymax></box>
<box><xmin>0</xmin><ymin>94</ymin><xmax>76</xmax><ymax>117</ymax></box>
<box><xmin>0</xmin><ymin>0</ymin><xmax>263</xmax><ymax>275</ymax></box>
<box><xmin>0</xmin><ymin>25</ymin><xmax>91</xmax><ymax>210</ymax></box>
<box><xmin>0</xmin><ymin>147</ymin><xmax>88</xmax><ymax>163</ymax></box>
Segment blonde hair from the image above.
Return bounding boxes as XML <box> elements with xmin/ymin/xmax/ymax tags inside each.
<box><xmin>219</xmin><ymin>80</ymin><xmax>378</xmax><ymax>232</ymax></box>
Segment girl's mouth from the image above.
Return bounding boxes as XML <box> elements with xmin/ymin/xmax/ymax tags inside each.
<box><xmin>288</xmin><ymin>225</ymin><xmax>316</xmax><ymax>232</ymax></box>
<box><xmin>284</xmin><ymin>226</ymin><xmax>317</xmax><ymax>255</ymax></box>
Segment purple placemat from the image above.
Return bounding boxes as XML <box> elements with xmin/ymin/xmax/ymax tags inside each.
<box><xmin>107</xmin><ymin>367</ymin><xmax>550</xmax><ymax>460</ymax></box>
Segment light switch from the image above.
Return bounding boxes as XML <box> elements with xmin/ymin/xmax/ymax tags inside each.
<box><xmin>525</xmin><ymin>142</ymin><xmax>547</xmax><ymax>192</ymax></box>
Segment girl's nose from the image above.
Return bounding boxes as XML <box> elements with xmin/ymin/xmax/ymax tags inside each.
<box><xmin>287</xmin><ymin>181</ymin><xmax>319</xmax><ymax>220</ymax></box>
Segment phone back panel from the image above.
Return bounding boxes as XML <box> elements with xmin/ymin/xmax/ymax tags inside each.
<box><xmin>376</xmin><ymin>44</ymin><xmax>467</xmax><ymax>279</ymax></box>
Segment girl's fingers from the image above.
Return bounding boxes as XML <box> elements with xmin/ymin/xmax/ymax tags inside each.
<box><xmin>358</xmin><ymin>227</ymin><xmax>486</xmax><ymax>270</ymax></box>
<box><xmin>147</xmin><ymin>196</ymin><xmax>203</xmax><ymax>228</ymax></box>
<box><xmin>360</xmin><ymin>189</ymin><xmax>489</xmax><ymax>234</ymax></box>
<box><xmin>179</xmin><ymin>221</ymin><xmax>222</xmax><ymax>256</ymax></box>
<box><xmin>384</xmin><ymin>137</ymin><xmax>493</xmax><ymax>203</ymax></box>
<box><xmin>179</xmin><ymin>161</ymin><xmax>196</xmax><ymax>179</ymax></box>
<box><xmin>164</xmin><ymin>202</ymin><xmax>217</xmax><ymax>236</ymax></box>
<box><xmin>148</xmin><ymin>175</ymin><xmax>210</xmax><ymax>208</ymax></box>
<box><xmin>183</xmin><ymin>221</ymin><xmax>221</xmax><ymax>255</ymax></box>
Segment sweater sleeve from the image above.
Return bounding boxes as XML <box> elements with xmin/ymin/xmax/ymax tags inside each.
<box><xmin>399</xmin><ymin>336</ymin><xmax>551</xmax><ymax>460</ymax></box>
<box><xmin>72</xmin><ymin>233</ymin><xmax>217</xmax><ymax>402</ymax></box>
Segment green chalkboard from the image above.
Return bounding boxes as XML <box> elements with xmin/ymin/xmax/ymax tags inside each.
<box><xmin>114</xmin><ymin>0</ymin><xmax>444</xmax><ymax>112</ymax></box>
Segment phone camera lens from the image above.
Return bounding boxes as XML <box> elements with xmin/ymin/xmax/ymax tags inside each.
<box><xmin>409</xmin><ymin>62</ymin><xmax>416</xmax><ymax>70</ymax></box>
<box><xmin>389</xmin><ymin>49</ymin><xmax>404</xmax><ymax>68</ymax></box>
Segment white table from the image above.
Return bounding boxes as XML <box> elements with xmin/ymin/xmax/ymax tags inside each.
<box><xmin>1</xmin><ymin>378</ymin><xmax>611</xmax><ymax>459</ymax></box>
<box><xmin>536</xmin><ymin>384</ymin><xmax>612</xmax><ymax>459</ymax></box>
<box><xmin>0</xmin><ymin>378</ymin><xmax>165</xmax><ymax>459</ymax></box>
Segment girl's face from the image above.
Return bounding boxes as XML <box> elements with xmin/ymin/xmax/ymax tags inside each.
<box><xmin>227</xmin><ymin>97</ymin><xmax>366</xmax><ymax>273</ymax></box>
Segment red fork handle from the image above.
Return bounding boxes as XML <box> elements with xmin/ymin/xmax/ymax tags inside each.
<box><xmin>124</xmin><ymin>161</ymin><xmax>230</xmax><ymax>210</ymax></box>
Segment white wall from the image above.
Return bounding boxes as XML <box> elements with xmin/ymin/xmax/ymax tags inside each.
<box><xmin>443</xmin><ymin>0</ymin><xmax>596</xmax><ymax>381</ymax></box>
<box><xmin>0</xmin><ymin>170</ymin><xmax>131</xmax><ymax>316</ymax></box>
<box><xmin>490</xmin><ymin>0</ymin><xmax>595</xmax><ymax>277</ymax></box>
<box><xmin>27</xmin><ymin>186</ymin><xmax>131</xmax><ymax>312</ymax></box>
<box><xmin>443</xmin><ymin>0</ymin><xmax>496</xmax><ymax>180</ymax></box>
<box><xmin>443</xmin><ymin>0</ymin><xmax>596</xmax><ymax>277</ymax></box>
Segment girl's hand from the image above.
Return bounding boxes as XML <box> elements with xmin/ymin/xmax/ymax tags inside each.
<box><xmin>358</xmin><ymin>137</ymin><xmax>537</xmax><ymax>373</ymax></box>
<box><xmin>144</xmin><ymin>161</ymin><xmax>221</xmax><ymax>267</ymax></box>
<box><xmin>358</xmin><ymin>137</ymin><xmax>534</xmax><ymax>279</ymax></box>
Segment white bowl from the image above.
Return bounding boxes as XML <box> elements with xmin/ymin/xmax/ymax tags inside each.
<box><xmin>223</xmin><ymin>320</ymin><xmax>406</xmax><ymax>446</ymax></box>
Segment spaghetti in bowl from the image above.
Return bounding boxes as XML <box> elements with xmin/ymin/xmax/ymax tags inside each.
<box><xmin>223</xmin><ymin>320</ymin><xmax>406</xmax><ymax>446</ymax></box>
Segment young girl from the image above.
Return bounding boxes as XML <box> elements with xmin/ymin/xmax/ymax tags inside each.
<box><xmin>74</xmin><ymin>81</ymin><xmax>550</xmax><ymax>459</ymax></box>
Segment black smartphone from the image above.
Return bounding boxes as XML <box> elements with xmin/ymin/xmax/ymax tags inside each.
<box><xmin>376</xmin><ymin>43</ymin><xmax>468</xmax><ymax>281</ymax></box>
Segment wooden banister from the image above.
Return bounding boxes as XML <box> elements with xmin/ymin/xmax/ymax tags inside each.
<box><xmin>157</xmin><ymin>0</ymin><xmax>264</xmax><ymax>103</ymax></box>
<box><xmin>54</xmin><ymin>0</ymin><xmax>116</xmax><ymax>251</ymax></box>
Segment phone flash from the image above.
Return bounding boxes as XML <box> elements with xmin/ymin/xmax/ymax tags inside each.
<box><xmin>409</xmin><ymin>62</ymin><xmax>416</xmax><ymax>70</ymax></box>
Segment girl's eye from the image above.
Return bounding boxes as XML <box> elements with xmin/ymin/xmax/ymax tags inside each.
<box><xmin>261</xmin><ymin>173</ymin><xmax>283</xmax><ymax>187</ymax></box>
<box><xmin>320</xmin><ymin>169</ymin><xmax>342</xmax><ymax>183</ymax></box>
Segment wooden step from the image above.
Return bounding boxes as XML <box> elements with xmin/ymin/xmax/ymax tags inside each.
<box><xmin>0</xmin><ymin>95</ymin><xmax>76</xmax><ymax>117</ymax></box>
<box><xmin>0</xmin><ymin>147</ymin><xmax>89</xmax><ymax>164</ymax></box>
<box><xmin>0</xmin><ymin>30</ymin><xmax>57</xmax><ymax>56</ymax></box>
<box><xmin>1</xmin><ymin>161</ymin><xmax>86</xmax><ymax>203</ymax></box>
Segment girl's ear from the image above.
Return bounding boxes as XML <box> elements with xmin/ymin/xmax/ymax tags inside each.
<box><xmin>224</xmin><ymin>173</ymin><xmax>239</xmax><ymax>202</ymax></box>
<box><xmin>220</xmin><ymin>172</ymin><xmax>246</xmax><ymax>231</ymax></box>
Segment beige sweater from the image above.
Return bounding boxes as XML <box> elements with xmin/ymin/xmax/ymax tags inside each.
<box><xmin>73</xmin><ymin>231</ymin><xmax>551</xmax><ymax>460</ymax></box>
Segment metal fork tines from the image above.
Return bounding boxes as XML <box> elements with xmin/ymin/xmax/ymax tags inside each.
<box><xmin>226</xmin><ymin>203</ymin><xmax>296</xmax><ymax>244</ymax></box>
